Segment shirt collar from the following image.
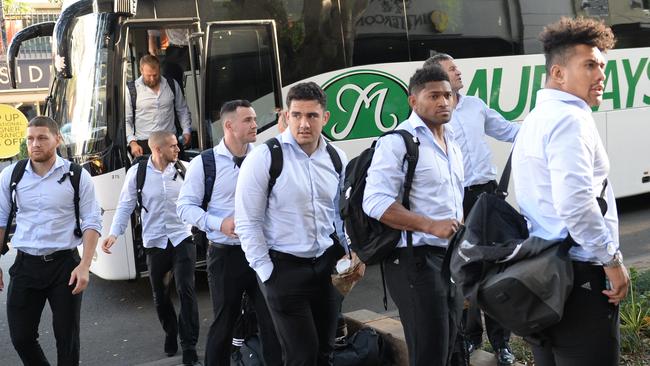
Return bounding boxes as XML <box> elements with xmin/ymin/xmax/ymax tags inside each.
<box><xmin>455</xmin><ymin>92</ymin><xmax>466</xmax><ymax>109</ymax></box>
<box><xmin>147</xmin><ymin>156</ymin><xmax>175</xmax><ymax>173</ymax></box>
<box><xmin>280</xmin><ymin>129</ymin><xmax>328</xmax><ymax>154</ymax></box>
<box><xmin>26</xmin><ymin>155</ymin><xmax>65</xmax><ymax>176</ymax></box>
<box><xmin>536</xmin><ymin>88</ymin><xmax>592</xmax><ymax>112</ymax></box>
<box><xmin>215</xmin><ymin>138</ymin><xmax>253</xmax><ymax>158</ymax></box>
<box><xmin>407</xmin><ymin>111</ymin><xmax>453</xmax><ymax>140</ymax></box>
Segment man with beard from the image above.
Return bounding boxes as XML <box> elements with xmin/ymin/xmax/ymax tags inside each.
<box><xmin>363</xmin><ymin>66</ymin><xmax>463</xmax><ymax>366</ymax></box>
<box><xmin>177</xmin><ymin>100</ymin><xmax>281</xmax><ymax>366</ymax></box>
<box><xmin>0</xmin><ymin>116</ymin><xmax>102</xmax><ymax>365</ymax></box>
<box><xmin>103</xmin><ymin>131</ymin><xmax>200</xmax><ymax>365</ymax></box>
<box><xmin>126</xmin><ymin>55</ymin><xmax>192</xmax><ymax>157</ymax></box>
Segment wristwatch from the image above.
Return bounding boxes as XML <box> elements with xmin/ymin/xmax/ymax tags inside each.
<box><xmin>603</xmin><ymin>251</ymin><xmax>623</xmax><ymax>268</ymax></box>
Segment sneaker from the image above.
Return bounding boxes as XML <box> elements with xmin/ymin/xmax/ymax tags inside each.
<box><xmin>466</xmin><ymin>340</ymin><xmax>481</xmax><ymax>354</ymax></box>
<box><xmin>182</xmin><ymin>349</ymin><xmax>201</xmax><ymax>365</ymax></box>
<box><xmin>164</xmin><ymin>334</ymin><xmax>177</xmax><ymax>357</ymax></box>
<box><xmin>495</xmin><ymin>346</ymin><xmax>516</xmax><ymax>366</ymax></box>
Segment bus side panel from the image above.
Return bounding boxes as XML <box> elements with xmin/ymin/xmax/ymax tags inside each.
<box><xmin>605</xmin><ymin>107</ymin><xmax>650</xmax><ymax>198</ymax></box>
<box><xmin>89</xmin><ymin>168</ymin><xmax>137</xmax><ymax>280</ymax></box>
<box><xmin>85</xmin><ymin>209</ymin><xmax>137</xmax><ymax>280</ymax></box>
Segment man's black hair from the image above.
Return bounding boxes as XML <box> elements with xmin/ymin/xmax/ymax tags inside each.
<box><xmin>220</xmin><ymin>99</ymin><xmax>252</xmax><ymax>118</ymax></box>
<box><xmin>539</xmin><ymin>17</ymin><xmax>615</xmax><ymax>74</ymax></box>
<box><xmin>408</xmin><ymin>65</ymin><xmax>450</xmax><ymax>95</ymax></box>
<box><xmin>423</xmin><ymin>52</ymin><xmax>453</xmax><ymax>69</ymax></box>
<box><xmin>28</xmin><ymin>116</ymin><xmax>59</xmax><ymax>136</ymax></box>
<box><xmin>286</xmin><ymin>82</ymin><xmax>327</xmax><ymax>110</ymax></box>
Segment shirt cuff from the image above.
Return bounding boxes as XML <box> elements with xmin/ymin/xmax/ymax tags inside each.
<box><xmin>364</xmin><ymin>195</ymin><xmax>396</xmax><ymax>221</ymax></box>
<box><xmin>127</xmin><ymin>136</ymin><xmax>136</xmax><ymax>144</ymax></box>
<box><xmin>594</xmin><ymin>241</ymin><xmax>616</xmax><ymax>264</ymax></box>
<box><xmin>207</xmin><ymin>215</ymin><xmax>224</xmax><ymax>233</ymax></box>
<box><xmin>183</xmin><ymin>128</ymin><xmax>191</xmax><ymax>135</ymax></box>
<box><xmin>255</xmin><ymin>261</ymin><xmax>274</xmax><ymax>283</ymax></box>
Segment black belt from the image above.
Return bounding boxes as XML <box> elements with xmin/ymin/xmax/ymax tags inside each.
<box><xmin>209</xmin><ymin>241</ymin><xmax>242</xmax><ymax>251</ymax></box>
<box><xmin>394</xmin><ymin>245</ymin><xmax>446</xmax><ymax>257</ymax></box>
<box><xmin>464</xmin><ymin>180</ymin><xmax>497</xmax><ymax>192</ymax></box>
<box><xmin>17</xmin><ymin>249</ymin><xmax>75</xmax><ymax>262</ymax></box>
<box><xmin>269</xmin><ymin>249</ymin><xmax>325</xmax><ymax>265</ymax></box>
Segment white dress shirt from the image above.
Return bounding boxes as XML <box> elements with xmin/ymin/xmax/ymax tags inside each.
<box><xmin>363</xmin><ymin>112</ymin><xmax>464</xmax><ymax>248</ymax></box>
<box><xmin>125</xmin><ymin>76</ymin><xmax>191</xmax><ymax>144</ymax></box>
<box><xmin>0</xmin><ymin>156</ymin><xmax>102</xmax><ymax>256</ymax></box>
<box><xmin>109</xmin><ymin>158</ymin><xmax>191</xmax><ymax>249</ymax></box>
<box><xmin>512</xmin><ymin>89</ymin><xmax>619</xmax><ymax>263</ymax></box>
<box><xmin>235</xmin><ymin>130</ymin><xmax>348</xmax><ymax>282</ymax></box>
<box><xmin>448</xmin><ymin>94</ymin><xmax>519</xmax><ymax>187</ymax></box>
<box><xmin>177</xmin><ymin>139</ymin><xmax>253</xmax><ymax>245</ymax></box>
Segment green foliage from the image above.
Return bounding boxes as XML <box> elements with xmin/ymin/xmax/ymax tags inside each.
<box><xmin>2</xmin><ymin>0</ymin><xmax>31</xmax><ymax>14</ymax></box>
<box><xmin>620</xmin><ymin>268</ymin><xmax>650</xmax><ymax>355</ymax></box>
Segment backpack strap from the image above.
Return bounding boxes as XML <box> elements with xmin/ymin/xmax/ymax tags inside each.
<box><xmin>164</xmin><ymin>76</ymin><xmax>183</xmax><ymax>137</ymax></box>
<box><xmin>126</xmin><ymin>80</ymin><xmax>137</xmax><ymax>135</ymax></box>
<box><xmin>2</xmin><ymin>159</ymin><xmax>29</xmax><ymax>254</ymax></box>
<box><xmin>174</xmin><ymin>160</ymin><xmax>186</xmax><ymax>181</ymax></box>
<box><xmin>69</xmin><ymin>163</ymin><xmax>83</xmax><ymax>238</ymax></box>
<box><xmin>200</xmin><ymin>149</ymin><xmax>216</xmax><ymax>210</ymax></box>
<box><xmin>135</xmin><ymin>158</ymin><xmax>149</xmax><ymax>213</ymax></box>
<box><xmin>325</xmin><ymin>143</ymin><xmax>343</xmax><ymax>176</ymax></box>
<box><xmin>264</xmin><ymin>138</ymin><xmax>283</xmax><ymax>198</ymax></box>
<box><xmin>496</xmin><ymin>151</ymin><xmax>513</xmax><ymax>198</ymax></box>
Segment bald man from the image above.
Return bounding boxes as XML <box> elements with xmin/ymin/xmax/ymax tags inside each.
<box><xmin>102</xmin><ymin>131</ymin><xmax>200</xmax><ymax>365</ymax></box>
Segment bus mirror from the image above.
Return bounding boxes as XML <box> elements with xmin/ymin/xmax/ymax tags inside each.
<box><xmin>53</xmin><ymin>0</ymin><xmax>93</xmax><ymax>79</ymax></box>
<box><xmin>6</xmin><ymin>22</ymin><xmax>56</xmax><ymax>89</ymax></box>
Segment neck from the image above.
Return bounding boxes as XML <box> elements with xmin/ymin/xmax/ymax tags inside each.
<box><xmin>30</xmin><ymin>155</ymin><xmax>57</xmax><ymax>177</ymax></box>
<box><xmin>224</xmin><ymin>135</ymin><xmax>248</xmax><ymax>157</ymax></box>
<box><xmin>301</xmin><ymin>139</ymin><xmax>320</xmax><ymax>157</ymax></box>
<box><xmin>151</xmin><ymin>154</ymin><xmax>171</xmax><ymax>171</ymax></box>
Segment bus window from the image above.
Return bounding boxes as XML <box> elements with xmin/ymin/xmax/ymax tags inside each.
<box><xmin>204</xmin><ymin>23</ymin><xmax>282</xmax><ymax>147</ymax></box>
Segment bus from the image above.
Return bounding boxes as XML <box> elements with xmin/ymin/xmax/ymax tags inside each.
<box><xmin>6</xmin><ymin>0</ymin><xmax>650</xmax><ymax>280</ymax></box>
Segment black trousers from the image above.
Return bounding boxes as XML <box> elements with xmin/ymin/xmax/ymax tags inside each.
<box><xmin>146</xmin><ymin>238</ymin><xmax>199</xmax><ymax>352</ymax></box>
<box><xmin>259</xmin><ymin>247</ymin><xmax>339</xmax><ymax>366</ymax></box>
<box><xmin>384</xmin><ymin>246</ymin><xmax>463</xmax><ymax>366</ymax></box>
<box><xmin>7</xmin><ymin>249</ymin><xmax>82</xmax><ymax>366</ymax></box>
<box><xmin>463</xmin><ymin>180</ymin><xmax>511</xmax><ymax>349</ymax></box>
<box><xmin>531</xmin><ymin>262</ymin><xmax>619</xmax><ymax>366</ymax></box>
<box><xmin>204</xmin><ymin>243</ymin><xmax>281</xmax><ymax>366</ymax></box>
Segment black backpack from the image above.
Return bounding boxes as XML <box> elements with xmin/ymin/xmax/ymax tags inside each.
<box><xmin>126</xmin><ymin>76</ymin><xmax>182</xmax><ymax>136</ymax></box>
<box><xmin>2</xmin><ymin>159</ymin><xmax>83</xmax><ymax>254</ymax></box>
<box><xmin>332</xmin><ymin>327</ymin><xmax>391</xmax><ymax>366</ymax></box>
<box><xmin>133</xmin><ymin>155</ymin><xmax>187</xmax><ymax>214</ymax></box>
<box><xmin>339</xmin><ymin>129</ymin><xmax>419</xmax><ymax>265</ymax></box>
<box><xmin>263</xmin><ymin>137</ymin><xmax>345</xmax><ymax>258</ymax></box>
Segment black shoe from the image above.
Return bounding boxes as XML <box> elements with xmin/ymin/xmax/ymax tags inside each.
<box><xmin>495</xmin><ymin>346</ymin><xmax>516</xmax><ymax>366</ymax></box>
<box><xmin>466</xmin><ymin>340</ymin><xmax>481</xmax><ymax>354</ymax></box>
<box><xmin>182</xmin><ymin>349</ymin><xmax>201</xmax><ymax>365</ymax></box>
<box><xmin>164</xmin><ymin>334</ymin><xmax>177</xmax><ymax>357</ymax></box>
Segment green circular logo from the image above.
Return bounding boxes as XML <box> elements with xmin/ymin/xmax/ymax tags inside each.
<box><xmin>322</xmin><ymin>70</ymin><xmax>409</xmax><ymax>141</ymax></box>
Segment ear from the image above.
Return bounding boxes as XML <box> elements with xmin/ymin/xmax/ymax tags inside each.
<box><xmin>322</xmin><ymin>110</ymin><xmax>330</xmax><ymax>125</ymax></box>
<box><xmin>223</xmin><ymin>118</ymin><xmax>232</xmax><ymax>132</ymax></box>
<box><xmin>549</xmin><ymin>64</ymin><xmax>565</xmax><ymax>85</ymax></box>
<box><xmin>408</xmin><ymin>94</ymin><xmax>417</xmax><ymax>109</ymax></box>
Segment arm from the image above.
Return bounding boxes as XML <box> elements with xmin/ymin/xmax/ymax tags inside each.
<box><xmin>173</xmin><ymin>81</ymin><xmax>192</xmax><ymax>145</ymax></box>
<box><xmin>0</xmin><ymin>166</ymin><xmax>13</xmax><ymax>255</ymax></box>
<box><xmin>0</xmin><ymin>227</ymin><xmax>4</xmax><ymax>291</ymax></box>
<box><xmin>483</xmin><ymin>103</ymin><xmax>520</xmax><ymax>142</ymax></box>
<box><xmin>125</xmin><ymin>86</ymin><xmax>137</xmax><ymax>145</ymax></box>
<box><xmin>103</xmin><ymin>167</ymin><xmax>138</xmax><ymax>253</ymax></box>
<box><xmin>177</xmin><ymin>156</ymin><xmax>225</xmax><ymax>233</ymax></box>
<box><xmin>234</xmin><ymin>146</ymin><xmax>274</xmax><ymax>282</ymax></box>
<box><xmin>379</xmin><ymin>202</ymin><xmax>459</xmax><ymax>239</ymax></box>
<box><xmin>69</xmin><ymin>170</ymin><xmax>102</xmax><ymax>295</ymax></box>
<box><xmin>147</xmin><ymin>30</ymin><xmax>161</xmax><ymax>55</ymax></box>
<box><xmin>333</xmin><ymin>149</ymin><xmax>349</xmax><ymax>251</ymax></box>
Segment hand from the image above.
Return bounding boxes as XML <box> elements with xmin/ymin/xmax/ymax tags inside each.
<box><xmin>0</xmin><ymin>267</ymin><xmax>4</xmax><ymax>291</ymax></box>
<box><xmin>183</xmin><ymin>133</ymin><xmax>192</xmax><ymax>148</ymax></box>
<box><xmin>603</xmin><ymin>264</ymin><xmax>630</xmax><ymax>305</ymax></box>
<box><xmin>130</xmin><ymin>141</ymin><xmax>143</xmax><ymax>157</ymax></box>
<box><xmin>426</xmin><ymin>219</ymin><xmax>461</xmax><ymax>239</ymax></box>
<box><xmin>220</xmin><ymin>217</ymin><xmax>237</xmax><ymax>238</ymax></box>
<box><xmin>101</xmin><ymin>235</ymin><xmax>118</xmax><ymax>254</ymax></box>
<box><xmin>69</xmin><ymin>263</ymin><xmax>90</xmax><ymax>295</ymax></box>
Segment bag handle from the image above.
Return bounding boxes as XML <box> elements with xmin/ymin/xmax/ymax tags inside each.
<box><xmin>496</xmin><ymin>152</ymin><xmax>513</xmax><ymax>199</ymax></box>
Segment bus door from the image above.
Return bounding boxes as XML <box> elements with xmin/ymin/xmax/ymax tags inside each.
<box><xmin>116</xmin><ymin>18</ymin><xmax>202</xmax><ymax>276</ymax></box>
<box><xmin>202</xmin><ymin>20</ymin><xmax>283</xmax><ymax>148</ymax></box>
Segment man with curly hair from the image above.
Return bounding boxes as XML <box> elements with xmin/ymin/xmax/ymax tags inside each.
<box><xmin>512</xmin><ymin>17</ymin><xmax>629</xmax><ymax>366</ymax></box>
